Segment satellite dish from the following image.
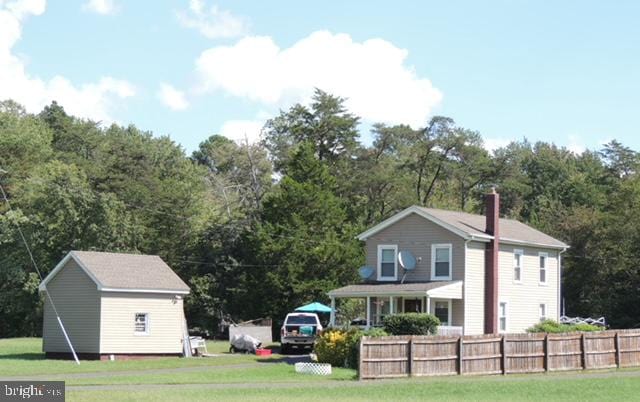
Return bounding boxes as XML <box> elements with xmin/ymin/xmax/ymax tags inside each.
<box><xmin>358</xmin><ymin>266</ymin><xmax>374</xmax><ymax>279</ymax></box>
<box><xmin>398</xmin><ymin>250</ymin><xmax>417</xmax><ymax>271</ymax></box>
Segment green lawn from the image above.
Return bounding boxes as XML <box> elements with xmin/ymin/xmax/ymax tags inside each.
<box><xmin>3</xmin><ymin>338</ymin><xmax>640</xmax><ymax>402</ymax></box>
<box><xmin>0</xmin><ymin>338</ymin><xmax>276</xmax><ymax>376</ymax></box>
<box><xmin>66</xmin><ymin>364</ymin><xmax>355</xmax><ymax>386</ymax></box>
<box><xmin>65</xmin><ymin>376</ymin><xmax>640</xmax><ymax>402</ymax></box>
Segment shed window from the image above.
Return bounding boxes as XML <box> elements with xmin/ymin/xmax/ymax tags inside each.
<box><xmin>135</xmin><ymin>313</ymin><xmax>149</xmax><ymax>334</ymax></box>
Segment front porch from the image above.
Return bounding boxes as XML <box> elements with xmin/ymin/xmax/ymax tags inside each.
<box><xmin>328</xmin><ymin>281</ymin><xmax>464</xmax><ymax>335</ymax></box>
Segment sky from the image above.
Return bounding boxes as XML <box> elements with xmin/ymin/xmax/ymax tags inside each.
<box><xmin>1</xmin><ymin>0</ymin><xmax>639</xmax><ymax>154</ymax></box>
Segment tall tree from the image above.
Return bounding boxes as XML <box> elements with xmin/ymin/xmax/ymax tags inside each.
<box><xmin>237</xmin><ymin>143</ymin><xmax>362</xmax><ymax>324</ymax></box>
<box><xmin>193</xmin><ymin>134</ymin><xmax>272</xmax><ymax>219</ymax></box>
<box><xmin>0</xmin><ymin>161</ymin><xmax>134</xmax><ymax>337</ymax></box>
<box><xmin>263</xmin><ymin>89</ymin><xmax>360</xmax><ymax>173</ymax></box>
<box><xmin>0</xmin><ymin>100</ymin><xmax>53</xmax><ymax>184</ymax></box>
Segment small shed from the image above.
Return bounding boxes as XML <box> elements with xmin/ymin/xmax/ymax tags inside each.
<box><xmin>39</xmin><ymin>251</ymin><xmax>190</xmax><ymax>360</ymax></box>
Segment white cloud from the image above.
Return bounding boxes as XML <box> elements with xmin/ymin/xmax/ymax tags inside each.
<box><xmin>483</xmin><ymin>137</ymin><xmax>512</xmax><ymax>152</ymax></box>
<box><xmin>0</xmin><ymin>0</ymin><xmax>134</xmax><ymax>123</ymax></box>
<box><xmin>220</xmin><ymin>119</ymin><xmax>264</xmax><ymax>143</ymax></box>
<box><xmin>194</xmin><ymin>31</ymin><xmax>442</xmax><ymax>128</ymax></box>
<box><xmin>5</xmin><ymin>0</ymin><xmax>45</xmax><ymax>18</ymax></box>
<box><xmin>82</xmin><ymin>0</ymin><xmax>118</xmax><ymax>15</ymax></box>
<box><xmin>176</xmin><ymin>0</ymin><xmax>248</xmax><ymax>39</ymax></box>
<box><xmin>566</xmin><ymin>134</ymin><xmax>585</xmax><ymax>155</ymax></box>
<box><xmin>157</xmin><ymin>83</ymin><xmax>189</xmax><ymax>111</ymax></box>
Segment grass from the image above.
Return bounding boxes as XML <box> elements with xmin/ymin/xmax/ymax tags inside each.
<box><xmin>66</xmin><ymin>375</ymin><xmax>640</xmax><ymax>402</ymax></box>
<box><xmin>67</xmin><ymin>376</ymin><xmax>640</xmax><ymax>402</ymax></box>
<box><xmin>66</xmin><ymin>364</ymin><xmax>355</xmax><ymax>386</ymax></box>
<box><xmin>0</xmin><ymin>338</ymin><xmax>275</xmax><ymax>376</ymax></box>
<box><xmin>3</xmin><ymin>338</ymin><xmax>640</xmax><ymax>401</ymax></box>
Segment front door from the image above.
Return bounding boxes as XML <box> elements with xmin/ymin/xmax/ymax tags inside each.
<box><xmin>404</xmin><ymin>298</ymin><xmax>422</xmax><ymax>313</ymax></box>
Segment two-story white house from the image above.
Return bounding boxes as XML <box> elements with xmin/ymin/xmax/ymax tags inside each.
<box><xmin>328</xmin><ymin>190</ymin><xmax>569</xmax><ymax>335</ymax></box>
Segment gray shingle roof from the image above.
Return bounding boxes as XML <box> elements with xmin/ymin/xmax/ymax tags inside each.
<box><xmin>329</xmin><ymin>281</ymin><xmax>456</xmax><ymax>297</ymax></box>
<box><xmin>417</xmin><ymin>207</ymin><xmax>569</xmax><ymax>248</ymax></box>
<box><xmin>71</xmin><ymin>251</ymin><xmax>190</xmax><ymax>293</ymax></box>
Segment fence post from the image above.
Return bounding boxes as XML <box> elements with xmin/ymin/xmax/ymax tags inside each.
<box><xmin>501</xmin><ymin>335</ymin><xmax>507</xmax><ymax>375</ymax></box>
<box><xmin>615</xmin><ymin>332</ymin><xmax>621</xmax><ymax>368</ymax></box>
<box><xmin>408</xmin><ymin>336</ymin><xmax>414</xmax><ymax>377</ymax></box>
<box><xmin>358</xmin><ymin>336</ymin><xmax>365</xmax><ymax>381</ymax></box>
<box><xmin>580</xmin><ymin>333</ymin><xmax>587</xmax><ymax>370</ymax></box>
<box><xmin>544</xmin><ymin>334</ymin><xmax>549</xmax><ymax>372</ymax></box>
<box><xmin>458</xmin><ymin>336</ymin><xmax>464</xmax><ymax>375</ymax></box>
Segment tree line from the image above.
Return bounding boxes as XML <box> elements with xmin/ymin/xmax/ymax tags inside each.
<box><xmin>1</xmin><ymin>89</ymin><xmax>639</xmax><ymax>337</ymax></box>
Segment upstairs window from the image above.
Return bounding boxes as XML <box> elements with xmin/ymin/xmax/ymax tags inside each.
<box><xmin>431</xmin><ymin>244</ymin><xmax>452</xmax><ymax>280</ymax></box>
<box><xmin>539</xmin><ymin>253</ymin><xmax>548</xmax><ymax>284</ymax></box>
<box><xmin>134</xmin><ymin>313</ymin><xmax>149</xmax><ymax>334</ymax></box>
<box><xmin>377</xmin><ymin>245</ymin><xmax>397</xmax><ymax>281</ymax></box>
<box><xmin>513</xmin><ymin>249</ymin><xmax>523</xmax><ymax>282</ymax></box>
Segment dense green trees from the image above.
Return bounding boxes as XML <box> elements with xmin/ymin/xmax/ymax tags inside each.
<box><xmin>1</xmin><ymin>92</ymin><xmax>640</xmax><ymax>336</ymax></box>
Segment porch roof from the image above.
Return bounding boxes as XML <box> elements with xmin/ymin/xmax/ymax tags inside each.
<box><xmin>328</xmin><ymin>280</ymin><xmax>463</xmax><ymax>299</ymax></box>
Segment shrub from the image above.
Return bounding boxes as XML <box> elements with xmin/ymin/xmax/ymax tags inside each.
<box><xmin>383</xmin><ymin>313</ymin><xmax>440</xmax><ymax>335</ymax></box>
<box><xmin>573</xmin><ymin>323</ymin><xmax>604</xmax><ymax>332</ymax></box>
<box><xmin>527</xmin><ymin>319</ymin><xmax>603</xmax><ymax>333</ymax></box>
<box><xmin>315</xmin><ymin>329</ymin><xmax>349</xmax><ymax>366</ymax></box>
<box><xmin>315</xmin><ymin>327</ymin><xmax>387</xmax><ymax>368</ymax></box>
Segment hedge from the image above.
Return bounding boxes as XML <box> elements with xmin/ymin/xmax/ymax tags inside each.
<box><xmin>526</xmin><ymin>319</ymin><xmax>604</xmax><ymax>333</ymax></box>
<box><xmin>383</xmin><ymin>313</ymin><xmax>440</xmax><ymax>335</ymax></box>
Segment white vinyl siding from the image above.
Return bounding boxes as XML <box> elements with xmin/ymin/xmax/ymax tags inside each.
<box><xmin>513</xmin><ymin>249</ymin><xmax>523</xmax><ymax>283</ymax></box>
<box><xmin>498</xmin><ymin>245</ymin><xmax>559</xmax><ymax>332</ymax></box>
<box><xmin>431</xmin><ymin>244</ymin><xmax>452</xmax><ymax>280</ymax></box>
<box><xmin>464</xmin><ymin>241</ymin><xmax>485</xmax><ymax>335</ymax></box>
<box><xmin>100</xmin><ymin>293</ymin><xmax>184</xmax><ymax>354</ymax></box>
<box><xmin>377</xmin><ymin>245</ymin><xmax>398</xmax><ymax>281</ymax></box>
<box><xmin>42</xmin><ymin>259</ymin><xmax>101</xmax><ymax>354</ymax></box>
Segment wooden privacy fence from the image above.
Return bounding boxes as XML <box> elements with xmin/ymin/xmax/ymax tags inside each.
<box><xmin>359</xmin><ymin>329</ymin><xmax>640</xmax><ymax>380</ymax></box>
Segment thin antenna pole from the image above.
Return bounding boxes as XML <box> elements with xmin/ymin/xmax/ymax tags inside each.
<box><xmin>0</xmin><ymin>178</ymin><xmax>80</xmax><ymax>364</ymax></box>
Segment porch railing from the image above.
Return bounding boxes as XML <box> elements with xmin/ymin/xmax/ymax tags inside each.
<box><xmin>437</xmin><ymin>325</ymin><xmax>463</xmax><ymax>336</ymax></box>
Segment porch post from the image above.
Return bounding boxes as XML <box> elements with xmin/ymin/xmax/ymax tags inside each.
<box><xmin>426</xmin><ymin>296</ymin><xmax>431</xmax><ymax>315</ymax></box>
<box><xmin>389</xmin><ymin>296</ymin><xmax>394</xmax><ymax>315</ymax></box>
<box><xmin>366</xmin><ymin>296</ymin><xmax>371</xmax><ymax>329</ymax></box>
<box><xmin>329</xmin><ymin>296</ymin><xmax>336</xmax><ymax>327</ymax></box>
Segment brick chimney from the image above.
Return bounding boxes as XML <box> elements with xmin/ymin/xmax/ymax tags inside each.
<box><xmin>484</xmin><ymin>187</ymin><xmax>500</xmax><ymax>334</ymax></box>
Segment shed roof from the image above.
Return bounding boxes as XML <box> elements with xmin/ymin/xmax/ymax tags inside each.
<box><xmin>39</xmin><ymin>251</ymin><xmax>190</xmax><ymax>294</ymax></box>
<box><xmin>358</xmin><ymin>206</ymin><xmax>569</xmax><ymax>249</ymax></box>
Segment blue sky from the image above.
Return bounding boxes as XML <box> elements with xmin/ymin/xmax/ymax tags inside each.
<box><xmin>2</xmin><ymin>0</ymin><xmax>639</xmax><ymax>154</ymax></box>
